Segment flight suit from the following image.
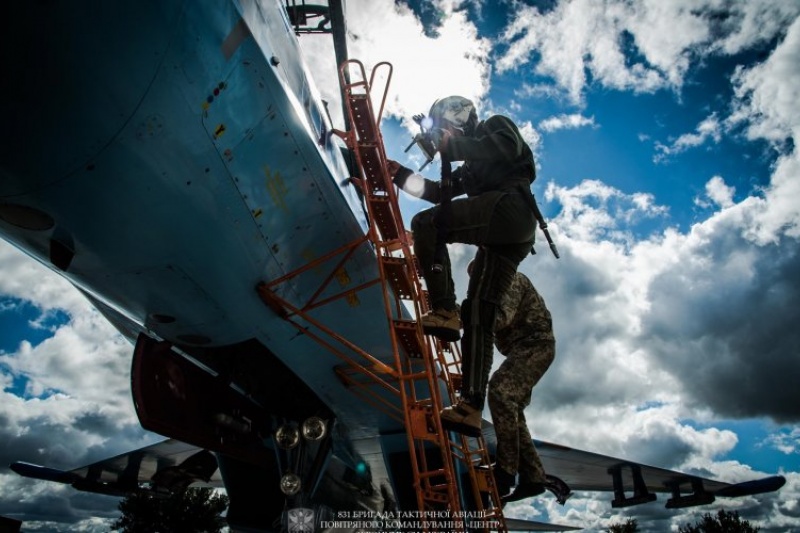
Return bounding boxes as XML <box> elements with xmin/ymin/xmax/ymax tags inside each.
<box><xmin>488</xmin><ymin>271</ymin><xmax>554</xmax><ymax>484</ymax></box>
<box><xmin>398</xmin><ymin>115</ymin><xmax>537</xmax><ymax>410</ymax></box>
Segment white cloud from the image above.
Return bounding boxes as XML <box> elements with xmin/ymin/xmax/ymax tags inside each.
<box><xmin>0</xmin><ymin>243</ymin><xmax>135</xmax><ymax>413</ymax></box>
<box><xmin>654</xmin><ymin>113</ymin><xmax>723</xmax><ymax>162</ymax></box>
<box><xmin>545</xmin><ymin>179</ymin><xmax>668</xmax><ymax>244</ymax></box>
<box><xmin>538</xmin><ymin>114</ymin><xmax>596</xmax><ymax>133</ymax></box>
<box><xmin>760</xmin><ymin>427</ymin><xmax>800</xmax><ymax>456</ymax></box>
<box><xmin>298</xmin><ymin>0</ymin><xmax>492</xmax><ymax>130</ymax></box>
<box><xmin>0</xmin><ymin>241</ymin><xmax>87</xmax><ymax>315</ymax></box>
<box><xmin>514</xmin><ymin>82</ymin><xmax>567</xmax><ymax>103</ymax></box>
<box><xmin>504</xmin><ymin>25</ymin><xmax>800</xmax><ymax>504</ymax></box>
<box><xmin>0</xmin><ymin>241</ymin><xmax>157</xmax><ymax>528</ymax></box>
<box><xmin>696</xmin><ymin>175</ymin><xmax>736</xmax><ymax>209</ymax></box>
<box><xmin>517</xmin><ymin>120</ymin><xmax>543</xmax><ymax>158</ymax></box>
<box><xmin>497</xmin><ymin>167</ymin><xmax>799</xmax><ymax>529</ymax></box>
<box><xmin>711</xmin><ymin>1</ymin><xmax>800</xmax><ymax>55</ymax></box>
<box><xmin>727</xmin><ymin>16</ymin><xmax>800</xmax><ymax>245</ymax></box>
<box><xmin>497</xmin><ymin>0</ymin><xmax>800</xmax><ymax>105</ymax></box>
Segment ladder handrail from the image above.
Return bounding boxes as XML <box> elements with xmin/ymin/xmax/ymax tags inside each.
<box><xmin>369</xmin><ymin>61</ymin><xmax>392</xmax><ymax>128</ymax></box>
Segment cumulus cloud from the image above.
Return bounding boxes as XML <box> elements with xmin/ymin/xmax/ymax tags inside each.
<box><xmin>729</xmin><ymin>17</ymin><xmax>800</xmax><ymax>243</ymax></box>
<box><xmin>538</xmin><ymin>114</ymin><xmax>597</xmax><ymax>133</ymax></box>
<box><xmin>628</xmin><ymin>14</ymin><xmax>800</xmax><ymax>425</ymax></box>
<box><xmin>730</xmin><ymin>16</ymin><xmax>800</xmax><ymax>145</ymax></box>
<box><xmin>297</xmin><ymin>0</ymin><xmax>492</xmax><ymax>130</ymax></box>
<box><xmin>761</xmin><ymin>427</ymin><xmax>800</xmax><ymax>456</ymax></box>
<box><xmin>0</xmin><ymin>241</ymin><xmax>158</xmax><ymax>529</ymax></box>
<box><xmin>641</xmin><ymin>226</ymin><xmax>800</xmax><ymax>422</ymax></box>
<box><xmin>695</xmin><ymin>175</ymin><xmax>736</xmax><ymax>209</ymax></box>
<box><xmin>532</xmin><ymin>166</ymin><xmax>800</xmax><ymax>428</ymax></box>
<box><xmin>545</xmin><ymin>179</ymin><xmax>668</xmax><ymax>245</ymax></box>
<box><xmin>499</xmin><ymin>173</ymin><xmax>800</xmax><ymax>528</ymax></box>
<box><xmin>0</xmin><ymin>242</ymin><xmax>137</xmax><ymax>414</ymax></box>
<box><xmin>497</xmin><ymin>0</ymin><xmax>800</xmax><ymax>105</ymax></box>
<box><xmin>654</xmin><ymin>113</ymin><xmax>723</xmax><ymax>162</ymax></box>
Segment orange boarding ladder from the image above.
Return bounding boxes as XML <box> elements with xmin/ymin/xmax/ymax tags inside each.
<box><xmin>334</xmin><ymin>59</ymin><xmax>508</xmax><ymax>532</ymax></box>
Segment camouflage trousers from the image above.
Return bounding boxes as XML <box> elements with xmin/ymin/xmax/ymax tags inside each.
<box><xmin>487</xmin><ymin>340</ymin><xmax>555</xmax><ymax>483</ymax></box>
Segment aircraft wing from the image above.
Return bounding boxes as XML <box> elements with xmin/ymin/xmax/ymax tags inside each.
<box><xmin>11</xmin><ymin>439</ymin><xmax>222</xmax><ymax>498</ymax></box>
<box><xmin>13</xmin><ymin>430</ymin><xmax>784</xmax><ymax>510</ymax></box>
<box><xmin>11</xmin><ymin>436</ymin><xmax>586</xmax><ymax>531</ymax></box>
<box><xmin>527</xmin><ymin>435</ymin><xmax>786</xmax><ymax>508</ymax></box>
<box><xmin>505</xmin><ymin>517</ymin><xmax>581</xmax><ymax>531</ymax></box>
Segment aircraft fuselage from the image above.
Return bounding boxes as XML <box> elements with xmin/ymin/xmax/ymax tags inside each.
<box><xmin>1</xmin><ymin>1</ymin><xmax>400</xmax><ymax>442</ymax></box>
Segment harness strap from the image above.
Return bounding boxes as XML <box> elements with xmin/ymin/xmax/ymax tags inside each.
<box><xmin>516</xmin><ymin>184</ymin><xmax>560</xmax><ymax>259</ymax></box>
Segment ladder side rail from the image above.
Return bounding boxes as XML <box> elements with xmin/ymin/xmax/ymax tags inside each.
<box><xmin>339</xmin><ymin>59</ymin><xmax>449</xmax><ymax>522</ymax></box>
<box><xmin>339</xmin><ymin>59</ymin><xmax>466</xmax><ymax>524</ymax></box>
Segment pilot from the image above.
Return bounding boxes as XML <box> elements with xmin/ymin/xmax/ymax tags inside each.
<box><xmin>469</xmin><ymin>259</ymin><xmax>556</xmax><ymax>502</ymax></box>
<box><xmin>387</xmin><ymin>95</ymin><xmax>537</xmax><ymax>438</ymax></box>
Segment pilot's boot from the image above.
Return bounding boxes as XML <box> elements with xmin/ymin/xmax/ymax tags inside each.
<box><xmin>494</xmin><ymin>467</ymin><xmax>516</xmax><ymax>498</ymax></box>
<box><xmin>420</xmin><ymin>307</ymin><xmax>461</xmax><ymax>341</ymax></box>
<box><xmin>439</xmin><ymin>400</ymin><xmax>481</xmax><ymax>436</ymax></box>
<box><xmin>544</xmin><ymin>474</ymin><xmax>573</xmax><ymax>504</ymax></box>
<box><xmin>502</xmin><ymin>475</ymin><xmax>545</xmax><ymax>504</ymax></box>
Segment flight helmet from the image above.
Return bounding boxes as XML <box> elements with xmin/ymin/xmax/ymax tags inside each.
<box><xmin>428</xmin><ymin>96</ymin><xmax>478</xmax><ymax>137</ymax></box>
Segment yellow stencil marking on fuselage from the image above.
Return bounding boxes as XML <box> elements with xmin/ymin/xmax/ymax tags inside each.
<box><xmin>301</xmin><ymin>249</ymin><xmax>316</xmax><ymax>266</ymax></box>
<box><xmin>345</xmin><ymin>291</ymin><xmax>360</xmax><ymax>307</ymax></box>
<box><xmin>301</xmin><ymin>249</ymin><xmax>325</xmax><ymax>275</ymax></box>
<box><xmin>335</xmin><ymin>267</ymin><xmax>351</xmax><ymax>287</ymax></box>
<box><xmin>264</xmin><ymin>166</ymin><xmax>288</xmax><ymax>212</ymax></box>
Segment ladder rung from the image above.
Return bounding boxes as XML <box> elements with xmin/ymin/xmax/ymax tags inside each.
<box><xmin>417</xmin><ymin>469</ymin><xmax>448</xmax><ymax>481</ymax></box>
<box><xmin>408</xmin><ymin>403</ymin><xmax>439</xmax><ymax>442</ymax></box>
<box><xmin>475</xmin><ymin>468</ymin><xmax>493</xmax><ymax>493</ymax></box>
<box><xmin>400</xmin><ymin>370</ymin><xmax>432</xmax><ymax>382</ymax></box>
<box><xmin>422</xmin><ymin>490</ymin><xmax>451</xmax><ymax>504</ymax></box>
<box><xmin>349</xmin><ymin>97</ymin><xmax>379</xmax><ymax>143</ymax></box>
<box><xmin>369</xmin><ymin>197</ymin><xmax>401</xmax><ymax>240</ymax></box>
<box><xmin>420</xmin><ymin>288</ymin><xmax>431</xmax><ymax>313</ymax></box>
<box><xmin>393</xmin><ymin>319</ymin><xmax>424</xmax><ymax>359</ymax></box>
<box><xmin>381</xmin><ymin>257</ymin><xmax>416</xmax><ymax>300</ymax></box>
<box><xmin>357</xmin><ymin>144</ymin><xmax>388</xmax><ymax>194</ymax></box>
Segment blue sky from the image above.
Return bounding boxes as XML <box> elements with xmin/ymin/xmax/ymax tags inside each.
<box><xmin>1</xmin><ymin>1</ymin><xmax>799</xmax><ymax>531</ymax></box>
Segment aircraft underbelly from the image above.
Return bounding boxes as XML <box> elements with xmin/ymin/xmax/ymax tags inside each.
<box><xmin>0</xmin><ymin>0</ymin><xmax>404</xmax><ymax>437</ymax></box>
<box><xmin>1</xmin><ymin>1</ymin><xmax>184</xmax><ymax>197</ymax></box>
